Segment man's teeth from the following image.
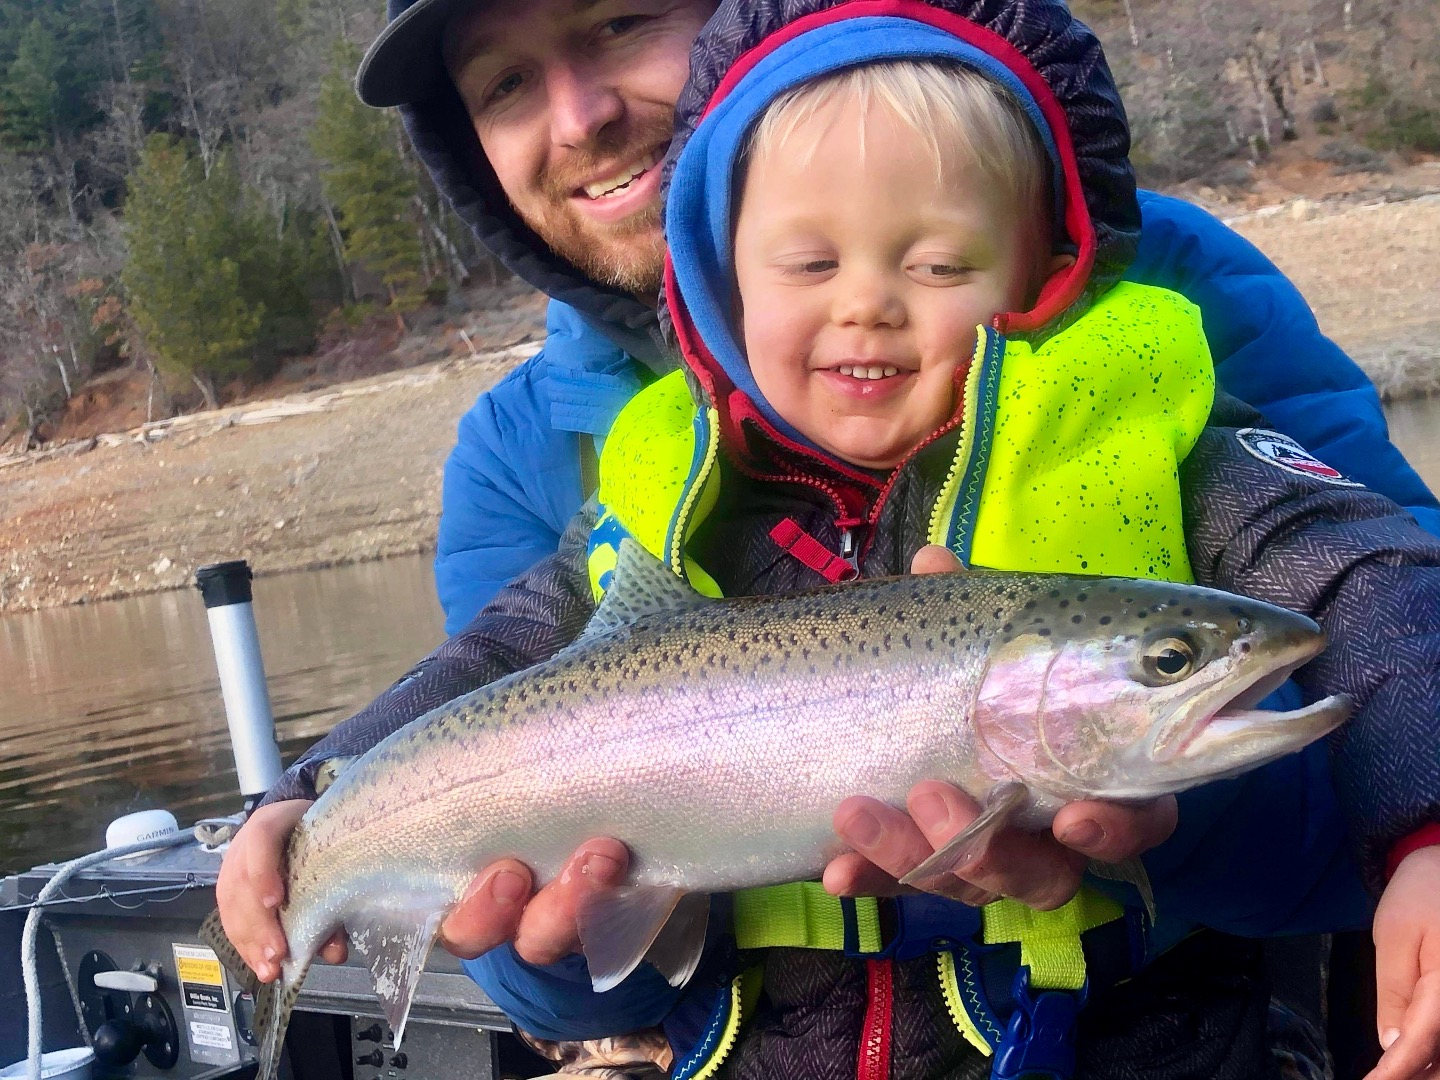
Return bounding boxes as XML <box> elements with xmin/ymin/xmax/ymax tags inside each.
<box><xmin>583</xmin><ymin>149</ymin><xmax>662</xmax><ymax>200</ymax></box>
<box><xmin>837</xmin><ymin>364</ymin><xmax>900</xmax><ymax>380</ymax></box>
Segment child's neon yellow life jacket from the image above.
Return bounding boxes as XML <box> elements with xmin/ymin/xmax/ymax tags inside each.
<box><xmin>584</xmin><ymin>282</ymin><xmax>1215</xmax><ymax>1072</ymax></box>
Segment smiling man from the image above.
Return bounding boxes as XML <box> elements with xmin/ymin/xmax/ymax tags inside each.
<box><xmin>216</xmin><ymin>0</ymin><xmax>1440</xmax><ymax>1075</ymax></box>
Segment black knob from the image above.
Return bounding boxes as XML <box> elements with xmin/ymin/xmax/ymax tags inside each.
<box><xmin>356</xmin><ymin>1049</ymin><xmax>385</xmax><ymax>1067</ymax></box>
<box><xmin>93</xmin><ymin>1019</ymin><xmax>145</xmax><ymax>1066</ymax></box>
<box><xmin>390</xmin><ymin>1052</ymin><xmax>408</xmax><ymax>1069</ymax></box>
<box><xmin>356</xmin><ymin>1023</ymin><xmax>384</xmax><ymax>1043</ymax></box>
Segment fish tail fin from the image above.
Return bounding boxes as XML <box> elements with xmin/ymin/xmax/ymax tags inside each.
<box><xmin>253</xmin><ymin>965</ymin><xmax>307</xmax><ymax>1080</ymax></box>
<box><xmin>199</xmin><ymin>908</ymin><xmax>309</xmax><ymax>1080</ymax></box>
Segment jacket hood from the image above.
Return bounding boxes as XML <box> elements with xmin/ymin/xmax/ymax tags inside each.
<box><xmin>381</xmin><ymin>0</ymin><xmax>663</xmax><ymax>359</ymax></box>
<box><xmin>661</xmin><ymin>0</ymin><xmax>1138</xmax><ymax>457</ymax></box>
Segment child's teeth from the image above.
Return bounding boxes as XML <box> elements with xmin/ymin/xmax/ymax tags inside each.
<box><xmin>837</xmin><ymin>365</ymin><xmax>900</xmax><ymax>380</ymax></box>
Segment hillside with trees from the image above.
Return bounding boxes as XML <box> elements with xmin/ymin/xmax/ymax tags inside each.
<box><xmin>0</xmin><ymin>0</ymin><xmax>1435</xmax><ymax>450</ymax></box>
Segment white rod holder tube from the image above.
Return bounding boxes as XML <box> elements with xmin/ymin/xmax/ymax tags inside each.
<box><xmin>195</xmin><ymin>561</ymin><xmax>283</xmax><ymax>801</ymax></box>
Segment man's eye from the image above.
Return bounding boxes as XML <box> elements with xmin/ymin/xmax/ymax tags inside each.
<box><xmin>486</xmin><ymin>71</ymin><xmax>525</xmax><ymax>104</ymax></box>
<box><xmin>600</xmin><ymin>15</ymin><xmax>649</xmax><ymax>36</ymax></box>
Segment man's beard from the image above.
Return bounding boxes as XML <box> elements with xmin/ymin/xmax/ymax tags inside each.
<box><xmin>511</xmin><ymin>114</ymin><xmax>673</xmax><ymax>300</ymax></box>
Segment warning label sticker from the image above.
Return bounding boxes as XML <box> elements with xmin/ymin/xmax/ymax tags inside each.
<box><xmin>189</xmin><ymin>1021</ymin><xmax>234</xmax><ymax>1051</ymax></box>
<box><xmin>172</xmin><ymin>944</ymin><xmax>228</xmax><ymax>1012</ymax></box>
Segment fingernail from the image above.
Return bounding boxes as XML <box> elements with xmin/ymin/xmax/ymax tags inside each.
<box><xmin>490</xmin><ymin>870</ymin><xmax>527</xmax><ymax>905</ymax></box>
<box><xmin>1059</xmin><ymin>821</ymin><xmax>1105</xmax><ymax>852</ymax></box>
<box><xmin>580</xmin><ymin>852</ymin><xmax>622</xmax><ymax>880</ymax></box>
<box><xmin>846</xmin><ymin>808</ymin><xmax>883</xmax><ymax>847</ymax></box>
<box><xmin>262</xmin><ymin>945</ymin><xmax>276</xmax><ymax>961</ymax></box>
<box><xmin>261</xmin><ymin>894</ymin><xmax>280</xmax><ymax>909</ymax></box>
<box><xmin>1380</xmin><ymin>1028</ymin><xmax>1401</xmax><ymax>1050</ymax></box>
<box><xmin>911</xmin><ymin>792</ymin><xmax>950</xmax><ymax>831</ymax></box>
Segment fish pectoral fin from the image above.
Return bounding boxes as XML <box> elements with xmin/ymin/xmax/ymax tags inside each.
<box><xmin>642</xmin><ymin>892</ymin><xmax>710</xmax><ymax>988</ymax></box>
<box><xmin>898</xmin><ymin>782</ymin><xmax>1029</xmax><ymax>890</ymax></box>
<box><xmin>578</xmin><ymin>885</ymin><xmax>699</xmax><ymax>993</ymax></box>
<box><xmin>1087</xmin><ymin>856</ymin><xmax>1157</xmax><ymax>923</ymax></box>
<box><xmin>581</xmin><ymin>539</ymin><xmax>710</xmax><ymax>640</ymax></box>
<box><xmin>345</xmin><ymin>907</ymin><xmax>445</xmax><ymax>1049</ymax></box>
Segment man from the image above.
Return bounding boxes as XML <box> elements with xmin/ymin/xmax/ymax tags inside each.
<box><xmin>217</xmin><ymin>1</ymin><xmax>1440</xmax><ymax>1075</ymax></box>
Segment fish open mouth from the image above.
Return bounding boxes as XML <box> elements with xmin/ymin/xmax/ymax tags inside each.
<box><xmin>1152</xmin><ymin>630</ymin><xmax>1346</xmax><ymax>762</ymax></box>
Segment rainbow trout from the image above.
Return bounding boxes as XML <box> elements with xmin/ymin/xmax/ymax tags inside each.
<box><xmin>203</xmin><ymin>541</ymin><xmax>1350</xmax><ymax>1080</ymax></box>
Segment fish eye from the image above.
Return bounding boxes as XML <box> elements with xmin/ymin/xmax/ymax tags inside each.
<box><xmin>1140</xmin><ymin>636</ymin><xmax>1196</xmax><ymax>684</ymax></box>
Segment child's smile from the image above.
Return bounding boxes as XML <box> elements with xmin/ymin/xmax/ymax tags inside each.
<box><xmin>732</xmin><ymin>94</ymin><xmax>1068</xmax><ymax>470</ymax></box>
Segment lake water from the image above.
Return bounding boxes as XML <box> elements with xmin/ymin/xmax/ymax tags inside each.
<box><xmin>1</xmin><ymin>396</ymin><xmax>1437</xmax><ymax>875</ymax></box>
<box><xmin>0</xmin><ymin>556</ymin><xmax>444</xmax><ymax>874</ymax></box>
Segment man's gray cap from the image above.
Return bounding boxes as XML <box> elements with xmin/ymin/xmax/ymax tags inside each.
<box><xmin>357</xmin><ymin>0</ymin><xmax>474</xmax><ymax>107</ymax></box>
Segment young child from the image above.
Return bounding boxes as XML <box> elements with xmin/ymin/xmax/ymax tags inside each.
<box><xmin>236</xmin><ymin>1</ymin><xmax>1440</xmax><ymax>1077</ymax></box>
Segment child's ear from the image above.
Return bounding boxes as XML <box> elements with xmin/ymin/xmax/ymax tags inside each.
<box><xmin>1047</xmin><ymin>252</ymin><xmax>1076</xmax><ymax>276</ymax></box>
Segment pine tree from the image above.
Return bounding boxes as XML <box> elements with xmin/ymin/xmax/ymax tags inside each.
<box><xmin>311</xmin><ymin>38</ymin><xmax>425</xmax><ymax>327</ymax></box>
<box><xmin>121</xmin><ymin>134</ymin><xmax>265</xmax><ymax>403</ymax></box>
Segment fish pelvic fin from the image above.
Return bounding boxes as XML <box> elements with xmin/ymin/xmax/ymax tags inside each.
<box><xmin>199</xmin><ymin>908</ymin><xmax>306</xmax><ymax>1080</ymax></box>
<box><xmin>345</xmin><ymin>907</ymin><xmax>445</xmax><ymax>1049</ymax></box>
<box><xmin>1087</xmin><ymin>856</ymin><xmax>1157</xmax><ymax>923</ymax></box>
<box><xmin>577</xmin><ymin>886</ymin><xmax>709</xmax><ymax>993</ymax></box>
<box><xmin>899</xmin><ymin>782</ymin><xmax>1029</xmax><ymax>890</ymax></box>
<box><xmin>581</xmin><ymin>539</ymin><xmax>710</xmax><ymax>640</ymax></box>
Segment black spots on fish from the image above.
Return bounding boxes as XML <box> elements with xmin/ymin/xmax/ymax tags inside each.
<box><xmin>1049</xmin><ymin>588</ymin><xmax>1061</xmax><ymax>598</ymax></box>
<box><xmin>1099</xmin><ymin>615</ymin><xmax>1112</xmax><ymax>626</ymax></box>
<box><xmin>1136</xmin><ymin>609</ymin><xmax>1148</xmax><ymax>619</ymax></box>
<box><xmin>1036</xmin><ymin>627</ymin><xmax>1052</xmax><ymax>637</ymax></box>
<box><xmin>1227</xmin><ymin>605</ymin><xmax>1246</xmax><ymax>616</ymax></box>
<box><xmin>1058</xmin><ymin>598</ymin><xmax>1070</xmax><ymax>609</ymax></box>
<box><xmin>1181</xmin><ymin>608</ymin><xmax>1194</xmax><ymax>618</ymax></box>
<box><xmin>1071</xmin><ymin>614</ymin><xmax>1084</xmax><ymax>624</ymax></box>
<box><xmin>1076</xmin><ymin>592</ymin><xmax>1089</xmax><ymax>603</ymax></box>
<box><xmin>1002</xmin><ymin>622</ymin><xmax>1013</xmax><ymax>634</ymax></box>
<box><xmin>1024</xmin><ymin>600</ymin><xmax>1037</xmax><ymax>611</ymax></box>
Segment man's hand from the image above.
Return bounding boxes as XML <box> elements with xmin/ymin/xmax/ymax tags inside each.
<box><xmin>1368</xmin><ymin>845</ymin><xmax>1440</xmax><ymax>1080</ymax></box>
<box><xmin>820</xmin><ymin>546</ymin><xmax>1179</xmax><ymax>909</ymax></box>
<box><xmin>216</xmin><ymin>799</ymin><xmax>630</xmax><ymax>982</ymax></box>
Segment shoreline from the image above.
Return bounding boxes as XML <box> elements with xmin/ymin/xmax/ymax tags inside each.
<box><xmin>3</xmin><ymin>189</ymin><xmax>1437</xmax><ymax>616</ymax></box>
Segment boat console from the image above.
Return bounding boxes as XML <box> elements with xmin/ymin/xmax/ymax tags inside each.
<box><xmin>1</xmin><ymin>843</ymin><xmax>520</xmax><ymax>1080</ymax></box>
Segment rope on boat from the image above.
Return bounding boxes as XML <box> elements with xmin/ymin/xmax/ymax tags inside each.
<box><xmin>21</xmin><ymin>829</ymin><xmax>198</xmax><ymax>1080</ymax></box>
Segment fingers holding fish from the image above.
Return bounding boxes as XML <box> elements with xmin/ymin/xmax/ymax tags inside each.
<box><xmin>436</xmin><ymin>860</ymin><xmax>534</xmax><ymax>960</ymax></box>
<box><xmin>1051</xmin><ymin>796</ymin><xmax>1178</xmax><ymax>862</ymax></box>
<box><xmin>216</xmin><ymin>799</ymin><xmax>313</xmax><ymax>982</ymax></box>
<box><xmin>511</xmin><ymin>839</ymin><xmax>631</xmax><ymax>967</ymax></box>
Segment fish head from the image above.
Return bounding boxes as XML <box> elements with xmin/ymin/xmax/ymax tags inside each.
<box><xmin>970</xmin><ymin>578</ymin><xmax>1351</xmax><ymax>800</ymax></box>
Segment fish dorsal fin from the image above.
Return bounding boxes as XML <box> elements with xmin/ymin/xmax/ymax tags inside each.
<box><xmin>577</xmin><ymin>886</ymin><xmax>709</xmax><ymax>993</ymax></box>
<box><xmin>582</xmin><ymin>539</ymin><xmax>710</xmax><ymax>640</ymax></box>
<box><xmin>899</xmin><ymin>782</ymin><xmax>1029</xmax><ymax>890</ymax></box>
<box><xmin>313</xmin><ymin>756</ymin><xmax>358</xmax><ymax>796</ymax></box>
<box><xmin>345</xmin><ymin>906</ymin><xmax>445</xmax><ymax>1048</ymax></box>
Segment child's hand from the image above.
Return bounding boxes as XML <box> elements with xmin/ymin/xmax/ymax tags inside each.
<box><xmin>1368</xmin><ymin>845</ymin><xmax>1440</xmax><ymax>1080</ymax></box>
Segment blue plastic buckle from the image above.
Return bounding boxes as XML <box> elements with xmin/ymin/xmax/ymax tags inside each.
<box><xmin>990</xmin><ymin>968</ymin><xmax>1086</xmax><ymax>1080</ymax></box>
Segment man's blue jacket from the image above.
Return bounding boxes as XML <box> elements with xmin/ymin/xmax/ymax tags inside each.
<box><xmin>436</xmin><ymin>190</ymin><xmax>1440</xmax><ymax>633</ymax></box>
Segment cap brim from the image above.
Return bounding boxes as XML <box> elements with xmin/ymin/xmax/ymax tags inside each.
<box><xmin>356</xmin><ymin>0</ymin><xmax>471</xmax><ymax>107</ymax></box>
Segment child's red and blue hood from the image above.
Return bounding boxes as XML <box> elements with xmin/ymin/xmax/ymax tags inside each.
<box><xmin>660</xmin><ymin>0</ymin><xmax>1140</xmax><ymax>458</ymax></box>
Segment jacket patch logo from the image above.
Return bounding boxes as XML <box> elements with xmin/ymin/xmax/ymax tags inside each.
<box><xmin>1236</xmin><ymin>428</ymin><xmax>1362</xmax><ymax>486</ymax></box>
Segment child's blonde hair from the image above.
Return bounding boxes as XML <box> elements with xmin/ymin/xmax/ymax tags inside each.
<box><xmin>745</xmin><ymin>59</ymin><xmax>1052</xmax><ymax>228</ymax></box>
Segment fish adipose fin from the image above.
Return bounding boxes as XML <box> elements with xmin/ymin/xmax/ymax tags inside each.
<box><xmin>200</xmin><ymin>908</ymin><xmax>308</xmax><ymax>1080</ymax></box>
<box><xmin>578</xmin><ymin>886</ymin><xmax>709</xmax><ymax>993</ymax></box>
<box><xmin>345</xmin><ymin>907</ymin><xmax>445</xmax><ymax>1049</ymax></box>
<box><xmin>582</xmin><ymin>539</ymin><xmax>710</xmax><ymax>640</ymax></box>
<box><xmin>899</xmin><ymin>782</ymin><xmax>1029</xmax><ymax>889</ymax></box>
<box><xmin>1087</xmin><ymin>855</ymin><xmax>1157</xmax><ymax>922</ymax></box>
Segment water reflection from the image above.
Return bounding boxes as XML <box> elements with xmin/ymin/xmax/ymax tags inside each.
<box><xmin>0</xmin><ymin>557</ymin><xmax>443</xmax><ymax>874</ymax></box>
